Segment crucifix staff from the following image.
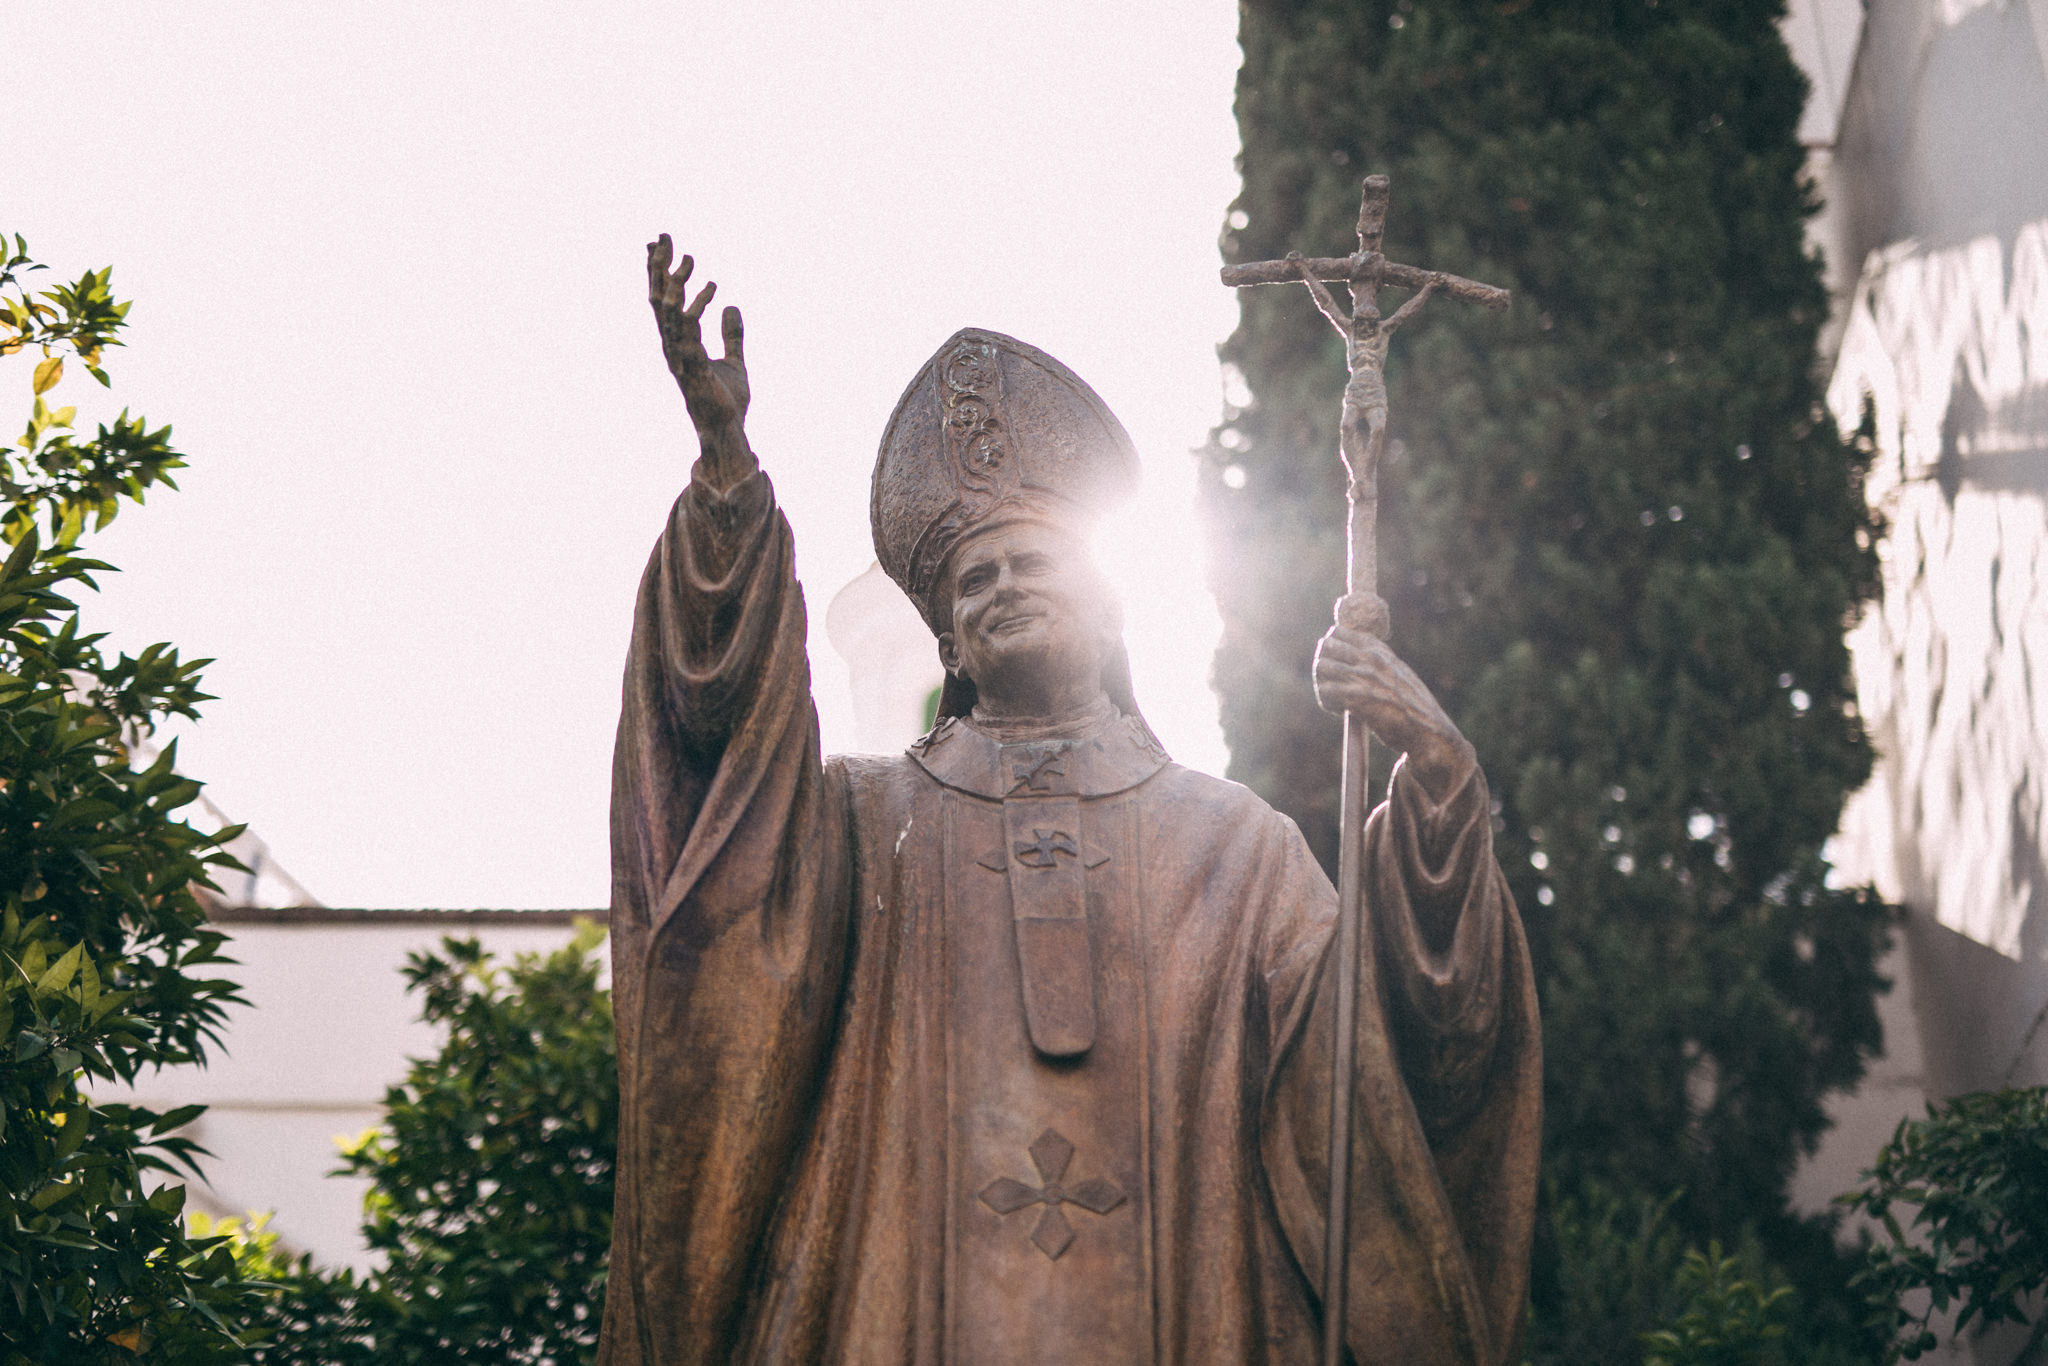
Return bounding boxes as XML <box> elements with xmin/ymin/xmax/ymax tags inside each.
<box><xmin>1221</xmin><ymin>173</ymin><xmax>1509</xmax><ymax>1366</ymax></box>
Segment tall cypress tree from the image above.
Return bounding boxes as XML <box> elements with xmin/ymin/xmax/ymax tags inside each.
<box><xmin>1204</xmin><ymin>0</ymin><xmax>1891</xmax><ymax>1349</ymax></box>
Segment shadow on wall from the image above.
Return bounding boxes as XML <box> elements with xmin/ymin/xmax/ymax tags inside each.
<box><xmin>1829</xmin><ymin>216</ymin><xmax>2048</xmax><ymax>973</ymax></box>
<box><xmin>1815</xmin><ymin>0</ymin><xmax>2048</xmax><ymax>1097</ymax></box>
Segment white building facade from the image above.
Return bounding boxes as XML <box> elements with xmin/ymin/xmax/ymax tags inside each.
<box><xmin>1786</xmin><ymin>0</ymin><xmax>2048</xmax><ymax>1358</ymax></box>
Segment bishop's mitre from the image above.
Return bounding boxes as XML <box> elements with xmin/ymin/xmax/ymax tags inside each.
<box><xmin>870</xmin><ymin>328</ymin><xmax>1140</xmax><ymax>635</ymax></box>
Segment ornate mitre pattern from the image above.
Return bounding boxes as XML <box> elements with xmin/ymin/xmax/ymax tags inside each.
<box><xmin>870</xmin><ymin>328</ymin><xmax>1140</xmax><ymax>632</ymax></box>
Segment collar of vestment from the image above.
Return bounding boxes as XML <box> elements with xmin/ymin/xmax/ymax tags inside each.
<box><xmin>906</xmin><ymin>711</ymin><xmax>1170</xmax><ymax>799</ymax></box>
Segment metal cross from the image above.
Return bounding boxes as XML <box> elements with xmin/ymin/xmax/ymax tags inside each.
<box><xmin>978</xmin><ymin>1127</ymin><xmax>1127</xmax><ymax>1260</ymax></box>
<box><xmin>1221</xmin><ymin>174</ymin><xmax>1508</xmax><ymax>612</ymax></box>
<box><xmin>1221</xmin><ymin>173</ymin><xmax>1509</xmax><ymax>1366</ymax></box>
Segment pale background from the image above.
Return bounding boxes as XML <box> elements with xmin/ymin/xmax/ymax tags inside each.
<box><xmin>0</xmin><ymin>0</ymin><xmax>1244</xmax><ymax>910</ymax></box>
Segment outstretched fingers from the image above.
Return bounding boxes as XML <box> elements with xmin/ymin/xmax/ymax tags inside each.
<box><xmin>647</xmin><ymin>234</ymin><xmax>696</xmax><ymax>309</ymax></box>
<box><xmin>646</xmin><ymin>235</ymin><xmax>671</xmax><ymax>300</ymax></box>
<box><xmin>720</xmin><ymin>305</ymin><xmax>745</xmax><ymax>369</ymax></box>
<box><xmin>641</xmin><ymin>239</ymin><xmax>752</xmax><ymax>460</ymax></box>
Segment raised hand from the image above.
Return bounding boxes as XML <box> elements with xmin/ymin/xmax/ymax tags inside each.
<box><xmin>648</xmin><ymin>234</ymin><xmax>752</xmax><ymax>486</ymax></box>
<box><xmin>1313</xmin><ymin>593</ymin><xmax>1476</xmax><ymax>802</ymax></box>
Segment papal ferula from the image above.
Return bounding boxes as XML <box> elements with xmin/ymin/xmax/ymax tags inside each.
<box><xmin>596</xmin><ymin>236</ymin><xmax>1540</xmax><ymax>1366</ymax></box>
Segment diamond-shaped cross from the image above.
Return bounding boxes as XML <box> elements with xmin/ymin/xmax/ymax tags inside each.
<box><xmin>1013</xmin><ymin>828</ymin><xmax>1079</xmax><ymax>869</ymax></box>
<box><xmin>979</xmin><ymin>1127</ymin><xmax>1127</xmax><ymax>1260</ymax></box>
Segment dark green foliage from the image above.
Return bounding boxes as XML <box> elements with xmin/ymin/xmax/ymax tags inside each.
<box><xmin>1535</xmin><ymin>1185</ymin><xmax>1833</xmax><ymax>1366</ymax></box>
<box><xmin>1208</xmin><ymin>0</ymin><xmax>1892</xmax><ymax>1351</ymax></box>
<box><xmin>1530</xmin><ymin>1185</ymin><xmax>1690</xmax><ymax>1363</ymax></box>
<box><xmin>1640</xmin><ymin>1244</ymin><xmax>1793</xmax><ymax>1366</ymax></box>
<box><xmin>1841</xmin><ymin>1087</ymin><xmax>2048</xmax><ymax>1362</ymax></box>
<box><xmin>0</xmin><ymin>233</ymin><xmax>256</xmax><ymax>1361</ymax></box>
<box><xmin>248</xmin><ymin>927</ymin><xmax>615</xmax><ymax>1366</ymax></box>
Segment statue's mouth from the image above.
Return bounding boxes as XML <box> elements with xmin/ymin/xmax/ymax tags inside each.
<box><xmin>986</xmin><ymin>609</ymin><xmax>1041</xmax><ymax>638</ymax></box>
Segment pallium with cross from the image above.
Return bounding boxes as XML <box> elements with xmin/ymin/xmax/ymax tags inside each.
<box><xmin>1222</xmin><ymin>173</ymin><xmax>1510</xmax><ymax>1366</ymax></box>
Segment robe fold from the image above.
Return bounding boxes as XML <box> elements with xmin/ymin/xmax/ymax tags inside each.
<box><xmin>599</xmin><ymin>467</ymin><xmax>1541</xmax><ymax>1365</ymax></box>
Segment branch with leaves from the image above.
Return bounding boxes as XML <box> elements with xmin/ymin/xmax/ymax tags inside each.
<box><xmin>0</xmin><ymin>234</ymin><xmax>185</xmax><ymax>549</ymax></box>
<box><xmin>1840</xmin><ymin>1087</ymin><xmax>2048</xmax><ymax>1363</ymax></box>
<box><xmin>0</xmin><ymin>230</ymin><xmax>258</xmax><ymax>1362</ymax></box>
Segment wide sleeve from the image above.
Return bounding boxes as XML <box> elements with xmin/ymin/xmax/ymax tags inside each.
<box><xmin>600</xmin><ymin>465</ymin><xmax>852</xmax><ymax>1366</ymax></box>
<box><xmin>1260</xmin><ymin>757</ymin><xmax>1542</xmax><ymax>1366</ymax></box>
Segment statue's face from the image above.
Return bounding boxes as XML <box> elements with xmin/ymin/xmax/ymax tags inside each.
<box><xmin>937</xmin><ymin>519</ymin><xmax>1120</xmax><ymax>713</ymax></box>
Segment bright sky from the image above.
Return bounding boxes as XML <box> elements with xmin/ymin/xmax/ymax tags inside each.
<box><xmin>1</xmin><ymin>2</ymin><xmax>1245</xmax><ymax>908</ymax></box>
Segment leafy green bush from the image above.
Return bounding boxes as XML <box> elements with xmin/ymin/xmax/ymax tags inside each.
<box><xmin>0</xmin><ymin>233</ymin><xmax>255</xmax><ymax>1361</ymax></box>
<box><xmin>248</xmin><ymin>925</ymin><xmax>615</xmax><ymax>1366</ymax></box>
<box><xmin>1841</xmin><ymin>1086</ymin><xmax>2048</xmax><ymax>1363</ymax></box>
<box><xmin>1527</xmin><ymin>1185</ymin><xmax>1817</xmax><ymax>1366</ymax></box>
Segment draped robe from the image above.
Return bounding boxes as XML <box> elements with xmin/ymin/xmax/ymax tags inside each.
<box><xmin>598</xmin><ymin>467</ymin><xmax>1541</xmax><ymax>1365</ymax></box>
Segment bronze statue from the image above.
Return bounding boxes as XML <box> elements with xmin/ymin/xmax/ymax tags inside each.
<box><xmin>599</xmin><ymin>217</ymin><xmax>1539</xmax><ymax>1365</ymax></box>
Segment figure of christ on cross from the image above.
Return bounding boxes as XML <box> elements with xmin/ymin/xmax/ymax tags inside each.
<box><xmin>596</xmin><ymin>225</ymin><xmax>1539</xmax><ymax>1365</ymax></box>
<box><xmin>1222</xmin><ymin>172</ymin><xmax>1519</xmax><ymax>1365</ymax></box>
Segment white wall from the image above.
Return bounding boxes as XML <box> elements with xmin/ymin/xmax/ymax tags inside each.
<box><xmin>1787</xmin><ymin>2</ymin><xmax>2048</xmax><ymax>1358</ymax></box>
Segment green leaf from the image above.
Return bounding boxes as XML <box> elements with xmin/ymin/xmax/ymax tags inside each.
<box><xmin>0</xmin><ymin>528</ymin><xmax>40</xmax><ymax>585</ymax></box>
<box><xmin>29</xmin><ymin>1179</ymin><xmax>76</xmax><ymax>1211</ymax></box>
<box><xmin>52</xmin><ymin>1101</ymin><xmax>87</xmax><ymax>1159</ymax></box>
<box><xmin>35</xmin><ymin>940</ymin><xmax>83</xmax><ymax>994</ymax></box>
<box><xmin>150</xmin><ymin>1103</ymin><xmax>205</xmax><ymax>1134</ymax></box>
<box><xmin>31</xmin><ymin>355</ymin><xmax>61</xmax><ymax>394</ymax></box>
